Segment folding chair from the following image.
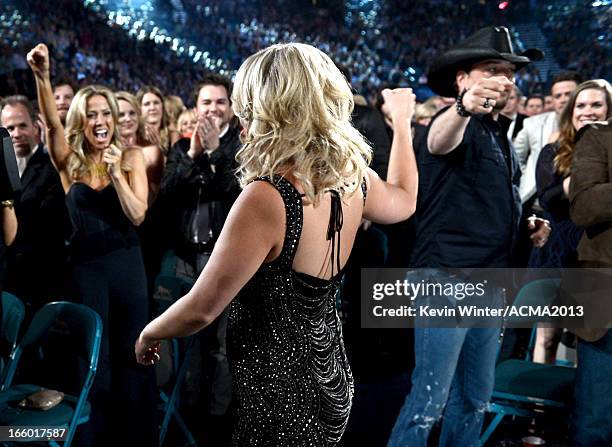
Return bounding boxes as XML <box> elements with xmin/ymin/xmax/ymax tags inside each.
<box><xmin>0</xmin><ymin>301</ymin><xmax>102</xmax><ymax>447</ymax></box>
<box><xmin>154</xmin><ymin>274</ymin><xmax>199</xmax><ymax>447</ymax></box>
<box><xmin>0</xmin><ymin>292</ymin><xmax>25</xmax><ymax>388</ymax></box>
<box><xmin>480</xmin><ymin>278</ymin><xmax>576</xmax><ymax>445</ymax></box>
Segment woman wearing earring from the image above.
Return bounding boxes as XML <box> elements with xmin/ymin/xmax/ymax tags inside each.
<box><xmin>27</xmin><ymin>43</ymin><xmax>157</xmax><ymax>446</ymax></box>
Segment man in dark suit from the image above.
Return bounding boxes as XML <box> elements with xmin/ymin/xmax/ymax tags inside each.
<box><xmin>499</xmin><ymin>84</ymin><xmax>526</xmax><ymax>141</ymax></box>
<box><xmin>0</xmin><ymin>95</ymin><xmax>68</xmax><ymax>313</ymax></box>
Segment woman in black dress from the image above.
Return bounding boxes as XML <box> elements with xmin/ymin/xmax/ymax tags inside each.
<box><xmin>27</xmin><ymin>43</ymin><xmax>157</xmax><ymax>446</ymax></box>
<box><xmin>136</xmin><ymin>43</ymin><xmax>419</xmax><ymax>446</ymax></box>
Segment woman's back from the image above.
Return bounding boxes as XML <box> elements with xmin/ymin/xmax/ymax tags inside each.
<box><xmin>228</xmin><ymin>175</ymin><xmax>365</xmax><ymax>446</ymax></box>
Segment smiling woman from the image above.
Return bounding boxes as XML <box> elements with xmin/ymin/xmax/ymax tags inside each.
<box><xmin>26</xmin><ymin>43</ymin><xmax>158</xmax><ymax>447</ymax></box>
<box><xmin>115</xmin><ymin>91</ymin><xmax>164</xmax><ymax>203</ymax></box>
<box><xmin>531</xmin><ymin>79</ymin><xmax>612</xmax><ymax>364</ymax></box>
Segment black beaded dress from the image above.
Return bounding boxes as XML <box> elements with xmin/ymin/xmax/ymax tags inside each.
<box><xmin>228</xmin><ymin>175</ymin><xmax>364</xmax><ymax>446</ymax></box>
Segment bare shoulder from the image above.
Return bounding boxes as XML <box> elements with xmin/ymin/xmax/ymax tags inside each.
<box><xmin>141</xmin><ymin>144</ymin><xmax>163</xmax><ymax>157</ymax></box>
<box><xmin>234</xmin><ymin>180</ymin><xmax>286</xmax><ymax>222</ymax></box>
<box><xmin>122</xmin><ymin>146</ymin><xmax>146</xmax><ymax>163</ymax></box>
<box><xmin>224</xmin><ymin>180</ymin><xmax>286</xmax><ymax>253</ymax></box>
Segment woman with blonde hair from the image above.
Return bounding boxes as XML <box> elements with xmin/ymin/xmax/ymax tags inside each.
<box><xmin>115</xmin><ymin>91</ymin><xmax>164</xmax><ymax>203</ymax></box>
<box><xmin>532</xmin><ymin>79</ymin><xmax>612</xmax><ymax>363</ymax></box>
<box><xmin>164</xmin><ymin>94</ymin><xmax>185</xmax><ymax>143</ymax></box>
<box><xmin>136</xmin><ymin>43</ymin><xmax>418</xmax><ymax>445</ymax></box>
<box><xmin>414</xmin><ymin>97</ymin><xmax>439</xmax><ymax>126</ymax></box>
<box><xmin>177</xmin><ymin>107</ymin><xmax>197</xmax><ymax>138</ymax></box>
<box><xmin>27</xmin><ymin>43</ymin><xmax>157</xmax><ymax>446</ymax></box>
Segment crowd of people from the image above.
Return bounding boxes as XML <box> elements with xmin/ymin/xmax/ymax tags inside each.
<box><xmin>542</xmin><ymin>1</ymin><xmax>611</xmax><ymax>81</ymax></box>
<box><xmin>0</xmin><ymin>1</ymin><xmax>611</xmax><ymax>447</ymax></box>
<box><xmin>1</xmin><ymin>0</ymin><xmax>610</xmax><ymax>104</ymax></box>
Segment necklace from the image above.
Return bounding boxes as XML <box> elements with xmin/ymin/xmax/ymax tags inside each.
<box><xmin>91</xmin><ymin>162</ymin><xmax>109</xmax><ymax>178</ymax></box>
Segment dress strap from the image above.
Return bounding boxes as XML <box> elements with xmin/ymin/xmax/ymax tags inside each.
<box><xmin>361</xmin><ymin>176</ymin><xmax>368</xmax><ymax>206</ymax></box>
<box><xmin>327</xmin><ymin>190</ymin><xmax>343</xmax><ymax>277</ymax></box>
<box><xmin>326</xmin><ymin>177</ymin><xmax>365</xmax><ymax>276</ymax></box>
<box><xmin>251</xmin><ymin>175</ymin><xmax>303</xmax><ymax>269</ymax></box>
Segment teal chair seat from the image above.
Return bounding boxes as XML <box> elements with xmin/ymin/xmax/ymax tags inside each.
<box><xmin>0</xmin><ymin>384</ymin><xmax>91</xmax><ymax>427</ymax></box>
<box><xmin>480</xmin><ymin>278</ymin><xmax>576</xmax><ymax>445</ymax></box>
<box><xmin>494</xmin><ymin>359</ymin><xmax>575</xmax><ymax>404</ymax></box>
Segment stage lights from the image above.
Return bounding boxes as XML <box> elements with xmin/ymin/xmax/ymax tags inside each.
<box><xmin>82</xmin><ymin>0</ymin><xmax>232</xmax><ymax>71</ymax></box>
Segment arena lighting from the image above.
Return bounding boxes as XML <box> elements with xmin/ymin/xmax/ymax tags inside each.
<box><xmin>82</xmin><ymin>0</ymin><xmax>232</xmax><ymax>71</ymax></box>
<box><xmin>498</xmin><ymin>1</ymin><xmax>510</xmax><ymax>10</ymax></box>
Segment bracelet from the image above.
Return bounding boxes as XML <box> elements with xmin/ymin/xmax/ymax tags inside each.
<box><xmin>456</xmin><ymin>88</ymin><xmax>471</xmax><ymax>117</ymax></box>
<box><xmin>1</xmin><ymin>200</ymin><xmax>14</xmax><ymax>209</ymax></box>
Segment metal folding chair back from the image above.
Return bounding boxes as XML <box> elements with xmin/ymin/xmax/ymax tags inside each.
<box><xmin>0</xmin><ymin>292</ymin><xmax>25</xmax><ymax>387</ymax></box>
<box><xmin>0</xmin><ymin>301</ymin><xmax>102</xmax><ymax>447</ymax></box>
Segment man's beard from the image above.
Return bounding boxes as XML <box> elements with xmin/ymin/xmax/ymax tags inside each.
<box><xmin>493</xmin><ymin>95</ymin><xmax>508</xmax><ymax>111</ymax></box>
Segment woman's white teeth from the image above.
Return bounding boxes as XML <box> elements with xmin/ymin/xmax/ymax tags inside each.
<box><xmin>95</xmin><ymin>129</ymin><xmax>108</xmax><ymax>139</ymax></box>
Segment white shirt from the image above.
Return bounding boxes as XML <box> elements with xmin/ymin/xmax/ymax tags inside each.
<box><xmin>203</xmin><ymin>124</ymin><xmax>230</xmax><ymax>173</ymax></box>
<box><xmin>513</xmin><ymin>112</ymin><xmax>559</xmax><ymax>203</ymax></box>
<box><xmin>17</xmin><ymin>144</ymin><xmax>39</xmax><ymax>178</ymax></box>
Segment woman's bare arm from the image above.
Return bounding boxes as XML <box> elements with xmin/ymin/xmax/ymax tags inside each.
<box><xmin>26</xmin><ymin>44</ymin><xmax>71</xmax><ymax>175</ymax></box>
<box><xmin>1</xmin><ymin>205</ymin><xmax>17</xmax><ymax>246</ymax></box>
<box><xmin>363</xmin><ymin>88</ymin><xmax>418</xmax><ymax>224</ymax></box>
<box><xmin>135</xmin><ymin>181</ymin><xmax>283</xmax><ymax>363</ymax></box>
<box><xmin>105</xmin><ymin>146</ymin><xmax>149</xmax><ymax>225</ymax></box>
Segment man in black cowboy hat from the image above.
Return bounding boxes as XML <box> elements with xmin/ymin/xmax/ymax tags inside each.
<box><xmin>388</xmin><ymin>27</ymin><xmax>549</xmax><ymax>447</ymax></box>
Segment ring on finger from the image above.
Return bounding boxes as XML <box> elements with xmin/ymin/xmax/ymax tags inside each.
<box><xmin>483</xmin><ymin>98</ymin><xmax>491</xmax><ymax>108</ymax></box>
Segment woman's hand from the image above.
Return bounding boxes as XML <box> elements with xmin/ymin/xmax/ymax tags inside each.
<box><xmin>26</xmin><ymin>43</ymin><xmax>50</xmax><ymax>77</ymax></box>
<box><xmin>120</xmin><ymin>134</ymin><xmax>137</xmax><ymax>148</ymax></box>
<box><xmin>135</xmin><ymin>333</ymin><xmax>161</xmax><ymax>366</ymax></box>
<box><xmin>382</xmin><ymin>88</ymin><xmax>416</xmax><ymax>127</ymax></box>
<box><xmin>103</xmin><ymin>144</ymin><xmax>123</xmax><ymax>180</ymax></box>
<box><xmin>144</xmin><ymin>124</ymin><xmax>162</xmax><ymax>148</ymax></box>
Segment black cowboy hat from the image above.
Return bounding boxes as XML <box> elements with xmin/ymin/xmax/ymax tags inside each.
<box><xmin>427</xmin><ymin>26</ymin><xmax>544</xmax><ymax>97</ymax></box>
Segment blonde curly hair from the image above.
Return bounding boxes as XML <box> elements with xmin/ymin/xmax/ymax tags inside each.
<box><xmin>115</xmin><ymin>90</ymin><xmax>149</xmax><ymax>146</ymax></box>
<box><xmin>65</xmin><ymin>85</ymin><xmax>123</xmax><ymax>181</ymax></box>
<box><xmin>232</xmin><ymin>43</ymin><xmax>372</xmax><ymax>204</ymax></box>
